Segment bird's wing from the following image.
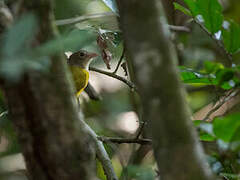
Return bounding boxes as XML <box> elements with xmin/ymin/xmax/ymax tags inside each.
<box><xmin>84</xmin><ymin>82</ymin><xmax>102</xmax><ymax>101</ymax></box>
<box><xmin>70</xmin><ymin>66</ymin><xmax>89</xmax><ymax>97</ymax></box>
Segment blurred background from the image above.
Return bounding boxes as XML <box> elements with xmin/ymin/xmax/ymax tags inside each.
<box><xmin>0</xmin><ymin>0</ymin><xmax>240</xmax><ymax>179</ymax></box>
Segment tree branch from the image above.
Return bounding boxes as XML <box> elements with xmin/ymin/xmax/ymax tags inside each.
<box><xmin>194</xmin><ymin>19</ymin><xmax>233</xmax><ymax>65</ymax></box>
<box><xmin>79</xmin><ymin>114</ymin><xmax>118</xmax><ymax>180</ymax></box>
<box><xmin>168</xmin><ymin>25</ymin><xmax>190</xmax><ymax>32</ymax></box>
<box><xmin>55</xmin><ymin>13</ymin><xmax>190</xmax><ymax>34</ymax></box>
<box><xmin>89</xmin><ymin>67</ymin><xmax>138</xmax><ymax>92</ymax></box>
<box><xmin>98</xmin><ymin>136</ymin><xmax>152</xmax><ymax>145</ymax></box>
<box><xmin>55</xmin><ymin>12</ymin><xmax>116</xmax><ymax>26</ymax></box>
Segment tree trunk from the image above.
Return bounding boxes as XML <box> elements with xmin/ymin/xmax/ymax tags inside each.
<box><xmin>1</xmin><ymin>1</ymin><xmax>97</xmax><ymax>180</ymax></box>
<box><xmin>117</xmin><ymin>1</ymin><xmax>216</xmax><ymax>180</ymax></box>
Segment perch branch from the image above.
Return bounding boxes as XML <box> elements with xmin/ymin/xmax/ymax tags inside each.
<box><xmin>89</xmin><ymin>67</ymin><xmax>138</xmax><ymax>92</ymax></box>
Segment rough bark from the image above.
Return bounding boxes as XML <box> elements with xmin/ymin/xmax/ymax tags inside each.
<box><xmin>117</xmin><ymin>1</ymin><xmax>216</xmax><ymax>180</ymax></box>
<box><xmin>1</xmin><ymin>1</ymin><xmax>97</xmax><ymax>180</ymax></box>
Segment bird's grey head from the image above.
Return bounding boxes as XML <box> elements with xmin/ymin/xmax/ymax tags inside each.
<box><xmin>68</xmin><ymin>50</ymin><xmax>98</xmax><ymax>69</ymax></box>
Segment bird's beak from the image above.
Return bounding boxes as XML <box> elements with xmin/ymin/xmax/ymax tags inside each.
<box><xmin>88</xmin><ymin>52</ymin><xmax>99</xmax><ymax>58</ymax></box>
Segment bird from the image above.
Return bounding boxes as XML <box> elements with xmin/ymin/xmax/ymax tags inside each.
<box><xmin>67</xmin><ymin>50</ymin><xmax>98</xmax><ymax>97</ymax></box>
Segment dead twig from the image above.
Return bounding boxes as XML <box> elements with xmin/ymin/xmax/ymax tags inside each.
<box><xmin>113</xmin><ymin>47</ymin><xmax>125</xmax><ymax>74</ymax></box>
<box><xmin>202</xmin><ymin>90</ymin><xmax>239</xmax><ymax>121</ymax></box>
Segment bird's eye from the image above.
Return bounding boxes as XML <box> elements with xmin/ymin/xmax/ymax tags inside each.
<box><xmin>79</xmin><ymin>52</ymin><xmax>85</xmax><ymax>57</ymax></box>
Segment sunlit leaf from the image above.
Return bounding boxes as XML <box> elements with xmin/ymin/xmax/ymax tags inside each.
<box><xmin>213</xmin><ymin>113</ymin><xmax>240</xmax><ymax>142</ymax></box>
<box><xmin>183</xmin><ymin>0</ymin><xmax>223</xmax><ymax>33</ymax></box>
<box><xmin>173</xmin><ymin>2</ymin><xmax>191</xmax><ymax>16</ymax></box>
<box><xmin>199</xmin><ymin>133</ymin><xmax>216</xmax><ymax>141</ymax></box>
<box><xmin>195</xmin><ymin>0</ymin><xmax>223</xmax><ymax>34</ymax></box>
<box><xmin>204</xmin><ymin>61</ymin><xmax>224</xmax><ymax>74</ymax></box>
<box><xmin>179</xmin><ymin>67</ymin><xmax>216</xmax><ymax>85</ymax></box>
<box><xmin>184</xmin><ymin>0</ymin><xmax>198</xmax><ymax>16</ymax></box>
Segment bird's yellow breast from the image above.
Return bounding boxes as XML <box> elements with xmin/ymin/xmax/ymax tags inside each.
<box><xmin>69</xmin><ymin>66</ymin><xmax>89</xmax><ymax>97</ymax></box>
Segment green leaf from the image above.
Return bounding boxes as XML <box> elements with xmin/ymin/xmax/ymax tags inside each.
<box><xmin>184</xmin><ymin>0</ymin><xmax>198</xmax><ymax>16</ymax></box>
<box><xmin>215</xmin><ymin>68</ymin><xmax>234</xmax><ymax>86</ymax></box>
<box><xmin>204</xmin><ymin>61</ymin><xmax>224</xmax><ymax>74</ymax></box>
<box><xmin>179</xmin><ymin>67</ymin><xmax>216</xmax><ymax>85</ymax></box>
<box><xmin>222</xmin><ymin>21</ymin><xmax>240</xmax><ymax>54</ymax></box>
<box><xmin>199</xmin><ymin>133</ymin><xmax>216</xmax><ymax>141</ymax></box>
<box><xmin>193</xmin><ymin>120</ymin><xmax>202</xmax><ymax>126</ymax></box>
<box><xmin>173</xmin><ymin>2</ymin><xmax>191</xmax><ymax>16</ymax></box>
<box><xmin>183</xmin><ymin>0</ymin><xmax>223</xmax><ymax>33</ymax></box>
<box><xmin>195</xmin><ymin>0</ymin><xmax>223</xmax><ymax>34</ymax></box>
<box><xmin>213</xmin><ymin>113</ymin><xmax>240</xmax><ymax>142</ymax></box>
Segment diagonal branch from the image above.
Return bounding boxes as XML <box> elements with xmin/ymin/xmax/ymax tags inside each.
<box><xmin>89</xmin><ymin>67</ymin><xmax>138</xmax><ymax>92</ymax></box>
<box><xmin>194</xmin><ymin>19</ymin><xmax>233</xmax><ymax>65</ymax></box>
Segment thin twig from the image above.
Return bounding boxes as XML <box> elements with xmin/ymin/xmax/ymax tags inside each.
<box><xmin>194</xmin><ymin>19</ymin><xmax>233</xmax><ymax>65</ymax></box>
<box><xmin>135</xmin><ymin>121</ymin><xmax>146</xmax><ymax>139</ymax></box>
<box><xmin>113</xmin><ymin>47</ymin><xmax>125</xmax><ymax>74</ymax></box>
<box><xmin>202</xmin><ymin>90</ymin><xmax>239</xmax><ymax>121</ymax></box>
<box><xmin>168</xmin><ymin>25</ymin><xmax>190</xmax><ymax>32</ymax></box>
<box><xmin>98</xmin><ymin>136</ymin><xmax>152</xmax><ymax>145</ymax></box>
<box><xmin>89</xmin><ymin>67</ymin><xmax>138</xmax><ymax>92</ymax></box>
<box><xmin>55</xmin><ymin>12</ymin><xmax>116</xmax><ymax>26</ymax></box>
